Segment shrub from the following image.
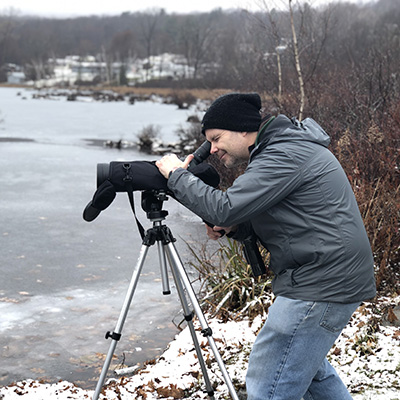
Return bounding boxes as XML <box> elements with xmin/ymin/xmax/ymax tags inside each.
<box><xmin>176</xmin><ymin>118</ymin><xmax>204</xmax><ymax>153</ymax></box>
<box><xmin>187</xmin><ymin>238</ymin><xmax>273</xmax><ymax>322</ymax></box>
<box><xmin>136</xmin><ymin>124</ymin><xmax>161</xmax><ymax>153</ymax></box>
<box><xmin>167</xmin><ymin>90</ymin><xmax>197</xmax><ymax>109</ymax></box>
<box><xmin>333</xmin><ymin>119</ymin><xmax>399</xmax><ymax>294</ymax></box>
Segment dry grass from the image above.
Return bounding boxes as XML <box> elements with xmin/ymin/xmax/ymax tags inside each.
<box><xmin>96</xmin><ymin>85</ymin><xmax>229</xmax><ymax>101</ymax></box>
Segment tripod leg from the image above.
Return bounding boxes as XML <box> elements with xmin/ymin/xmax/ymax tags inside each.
<box><xmin>165</xmin><ymin>248</ymin><xmax>216</xmax><ymax>400</ymax></box>
<box><xmin>92</xmin><ymin>244</ymin><xmax>150</xmax><ymax>400</ymax></box>
<box><xmin>157</xmin><ymin>240</ymin><xmax>171</xmax><ymax>295</ymax></box>
<box><xmin>165</xmin><ymin>242</ymin><xmax>239</xmax><ymax>400</ymax></box>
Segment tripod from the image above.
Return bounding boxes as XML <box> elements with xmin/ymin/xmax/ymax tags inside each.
<box><xmin>92</xmin><ymin>191</ymin><xmax>239</xmax><ymax>400</ymax></box>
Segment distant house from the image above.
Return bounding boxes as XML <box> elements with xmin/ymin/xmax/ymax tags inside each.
<box><xmin>7</xmin><ymin>71</ymin><xmax>26</xmax><ymax>84</ymax></box>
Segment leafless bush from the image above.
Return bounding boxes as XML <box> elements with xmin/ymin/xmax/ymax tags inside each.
<box><xmin>167</xmin><ymin>90</ymin><xmax>197</xmax><ymax>109</ymax></box>
<box><xmin>136</xmin><ymin>124</ymin><xmax>161</xmax><ymax>153</ymax></box>
<box><xmin>176</xmin><ymin>118</ymin><xmax>203</xmax><ymax>152</ymax></box>
<box><xmin>334</xmin><ymin>118</ymin><xmax>399</xmax><ymax>294</ymax></box>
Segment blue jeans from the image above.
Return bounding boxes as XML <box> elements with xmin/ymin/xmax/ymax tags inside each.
<box><xmin>246</xmin><ymin>296</ymin><xmax>360</xmax><ymax>400</ymax></box>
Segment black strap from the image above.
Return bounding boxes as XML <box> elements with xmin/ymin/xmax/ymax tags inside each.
<box><xmin>122</xmin><ymin>163</ymin><xmax>146</xmax><ymax>240</ymax></box>
<box><xmin>126</xmin><ymin>185</ymin><xmax>146</xmax><ymax>240</ymax></box>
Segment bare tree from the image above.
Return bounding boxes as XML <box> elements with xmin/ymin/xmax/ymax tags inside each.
<box><xmin>30</xmin><ymin>58</ymin><xmax>46</xmax><ymax>81</ymax></box>
<box><xmin>0</xmin><ymin>8</ymin><xmax>18</xmax><ymax>70</ymax></box>
<box><xmin>250</xmin><ymin>4</ymin><xmax>286</xmax><ymax>107</ymax></box>
<box><xmin>253</xmin><ymin>0</ymin><xmax>334</xmax><ymax>118</ymax></box>
<box><xmin>109</xmin><ymin>30</ymin><xmax>136</xmax><ymax>62</ymax></box>
<box><xmin>139</xmin><ymin>8</ymin><xmax>165</xmax><ymax>80</ymax></box>
<box><xmin>178</xmin><ymin>13</ymin><xmax>218</xmax><ymax>80</ymax></box>
<box><xmin>288</xmin><ymin>0</ymin><xmax>305</xmax><ymax>120</ymax></box>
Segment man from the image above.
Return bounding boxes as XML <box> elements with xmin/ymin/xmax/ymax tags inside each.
<box><xmin>155</xmin><ymin>92</ymin><xmax>376</xmax><ymax>400</ymax></box>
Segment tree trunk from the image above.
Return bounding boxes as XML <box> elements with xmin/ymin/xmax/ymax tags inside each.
<box><xmin>289</xmin><ymin>0</ymin><xmax>305</xmax><ymax>121</ymax></box>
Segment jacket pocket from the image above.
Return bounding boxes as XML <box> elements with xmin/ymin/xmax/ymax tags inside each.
<box><xmin>269</xmin><ymin>236</ymin><xmax>299</xmax><ymax>274</ymax></box>
<box><xmin>276</xmin><ymin>268</ymin><xmax>298</xmax><ymax>287</ymax></box>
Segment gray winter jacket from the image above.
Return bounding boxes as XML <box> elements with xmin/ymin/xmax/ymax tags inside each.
<box><xmin>168</xmin><ymin>115</ymin><xmax>376</xmax><ymax>303</ymax></box>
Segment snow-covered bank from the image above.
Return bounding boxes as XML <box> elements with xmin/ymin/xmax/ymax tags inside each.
<box><xmin>1</xmin><ymin>295</ymin><xmax>399</xmax><ymax>400</ymax></box>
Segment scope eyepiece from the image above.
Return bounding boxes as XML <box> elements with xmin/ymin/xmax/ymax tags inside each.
<box><xmin>189</xmin><ymin>141</ymin><xmax>211</xmax><ymax>169</ymax></box>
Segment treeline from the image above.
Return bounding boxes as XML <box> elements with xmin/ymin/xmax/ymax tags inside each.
<box><xmin>0</xmin><ymin>0</ymin><xmax>399</xmax><ymax>90</ymax></box>
<box><xmin>1</xmin><ymin>0</ymin><xmax>399</xmax><ymax>294</ymax></box>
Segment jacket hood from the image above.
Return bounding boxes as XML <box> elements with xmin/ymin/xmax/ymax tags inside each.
<box><xmin>257</xmin><ymin>115</ymin><xmax>331</xmax><ymax>149</ymax></box>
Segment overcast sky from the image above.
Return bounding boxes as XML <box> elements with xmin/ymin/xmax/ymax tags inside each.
<box><xmin>1</xmin><ymin>0</ymin><xmax>372</xmax><ymax>18</ymax></box>
<box><xmin>2</xmin><ymin>0</ymin><xmax>256</xmax><ymax>17</ymax></box>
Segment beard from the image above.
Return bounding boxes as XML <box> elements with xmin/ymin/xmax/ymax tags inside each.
<box><xmin>222</xmin><ymin>155</ymin><xmax>248</xmax><ymax>169</ymax></box>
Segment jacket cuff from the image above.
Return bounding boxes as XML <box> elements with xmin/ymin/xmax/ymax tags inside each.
<box><xmin>168</xmin><ymin>167</ymin><xmax>181</xmax><ymax>179</ymax></box>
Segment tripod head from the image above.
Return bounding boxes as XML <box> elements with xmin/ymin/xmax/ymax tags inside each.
<box><xmin>141</xmin><ymin>190</ymin><xmax>169</xmax><ymax>221</ymax></box>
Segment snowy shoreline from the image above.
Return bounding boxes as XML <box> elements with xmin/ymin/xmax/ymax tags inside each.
<box><xmin>1</xmin><ymin>295</ymin><xmax>399</xmax><ymax>400</ymax></box>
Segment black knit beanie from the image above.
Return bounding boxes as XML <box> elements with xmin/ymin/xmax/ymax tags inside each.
<box><xmin>201</xmin><ymin>92</ymin><xmax>262</xmax><ymax>135</ymax></box>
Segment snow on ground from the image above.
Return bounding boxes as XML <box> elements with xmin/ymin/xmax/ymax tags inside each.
<box><xmin>1</xmin><ymin>296</ymin><xmax>399</xmax><ymax>400</ymax></box>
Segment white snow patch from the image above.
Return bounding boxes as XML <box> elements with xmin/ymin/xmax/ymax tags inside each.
<box><xmin>1</xmin><ymin>296</ymin><xmax>399</xmax><ymax>400</ymax></box>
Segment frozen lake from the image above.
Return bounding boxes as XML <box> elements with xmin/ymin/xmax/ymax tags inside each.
<box><xmin>0</xmin><ymin>87</ymin><xmax>211</xmax><ymax>389</ymax></box>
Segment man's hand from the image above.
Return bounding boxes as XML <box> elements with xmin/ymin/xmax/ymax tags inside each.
<box><xmin>205</xmin><ymin>224</ymin><xmax>237</xmax><ymax>240</ymax></box>
<box><xmin>155</xmin><ymin>154</ymin><xmax>194</xmax><ymax>179</ymax></box>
